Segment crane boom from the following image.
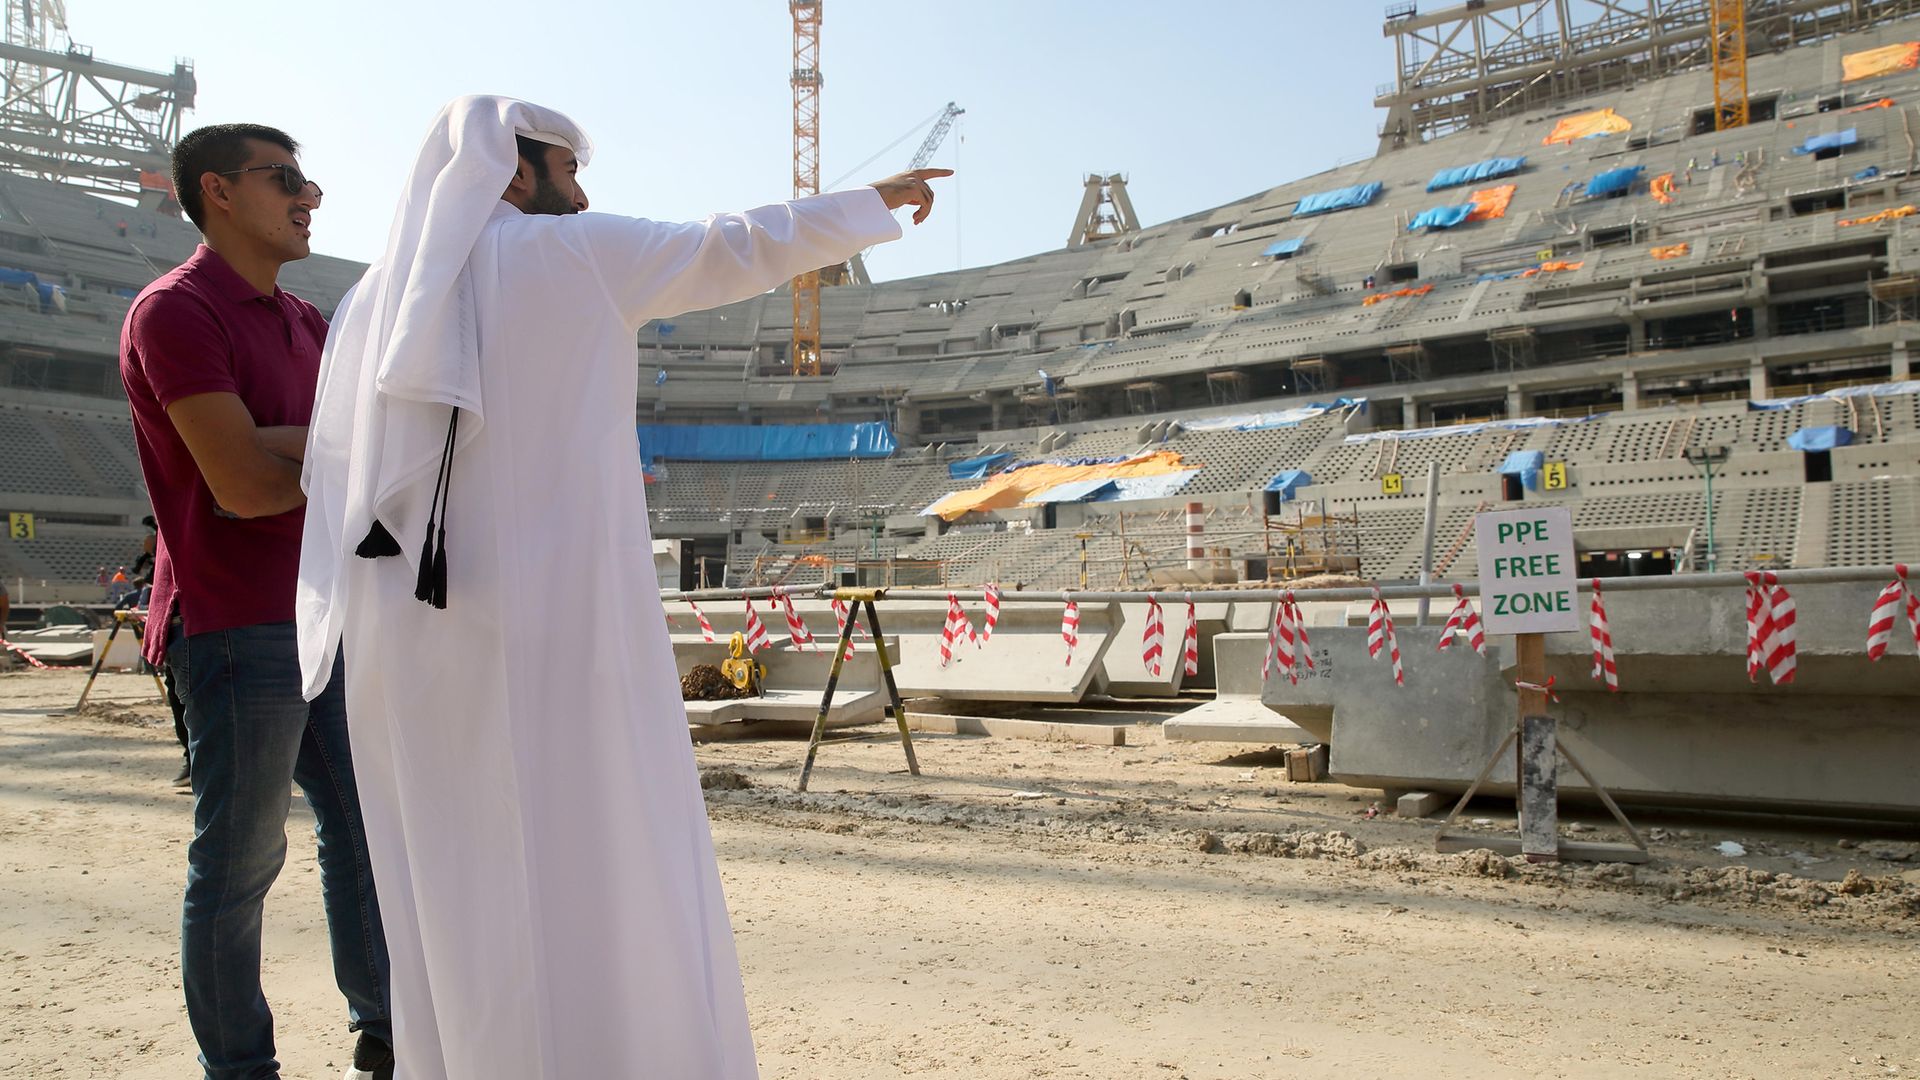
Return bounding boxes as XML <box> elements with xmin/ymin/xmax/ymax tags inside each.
<box><xmin>908</xmin><ymin>102</ymin><xmax>963</xmax><ymax>170</ymax></box>
<box><xmin>789</xmin><ymin>0</ymin><xmax>824</xmax><ymax>376</ymax></box>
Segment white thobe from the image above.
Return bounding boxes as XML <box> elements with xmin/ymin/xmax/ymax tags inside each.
<box><xmin>333</xmin><ymin>190</ymin><xmax>901</xmax><ymax>1079</ymax></box>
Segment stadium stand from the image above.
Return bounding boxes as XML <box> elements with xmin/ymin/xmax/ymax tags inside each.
<box><xmin>5</xmin><ymin>4</ymin><xmax>1920</xmax><ymax>596</ymax></box>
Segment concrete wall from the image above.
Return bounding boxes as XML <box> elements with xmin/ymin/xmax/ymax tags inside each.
<box><xmin>1256</xmin><ymin>579</ymin><xmax>1920</xmax><ymax>819</ymax></box>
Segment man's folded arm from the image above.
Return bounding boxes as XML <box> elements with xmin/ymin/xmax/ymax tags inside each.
<box><xmin>166</xmin><ymin>394</ymin><xmax>307</xmax><ymax>518</ymax></box>
<box><xmin>580</xmin><ymin>187</ymin><xmax>902</xmax><ymax>326</ymax></box>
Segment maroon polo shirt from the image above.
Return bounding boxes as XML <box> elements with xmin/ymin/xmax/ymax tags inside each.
<box><xmin>120</xmin><ymin>244</ymin><xmax>328</xmax><ymax>662</ymax></box>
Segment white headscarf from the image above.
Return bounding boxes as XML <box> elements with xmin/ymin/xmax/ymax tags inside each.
<box><xmin>296</xmin><ymin>95</ymin><xmax>593</xmax><ymax>699</ymax></box>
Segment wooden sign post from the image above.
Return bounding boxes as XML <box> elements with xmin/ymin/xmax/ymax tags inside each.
<box><xmin>1435</xmin><ymin>506</ymin><xmax>1647</xmax><ymax>863</ymax></box>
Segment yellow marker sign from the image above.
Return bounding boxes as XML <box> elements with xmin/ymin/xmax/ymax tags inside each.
<box><xmin>1381</xmin><ymin>472</ymin><xmax>1404</xmax><ymax>495</ymax></box>
<box><xmin>8</xmin><ymin>511</ymin><xmax>33</xmax><ymax>540</ymax></box>
<box><xmin>1542</xmin><ymin>461</ymin><xmax>1568</xmax><ymax>491</ymax></box>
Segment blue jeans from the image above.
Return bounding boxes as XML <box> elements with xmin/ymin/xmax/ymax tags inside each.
<box><xmin>169</xmin><ymin>621</ymin><xmax>391</xmax><ymax>1079</ymax></box>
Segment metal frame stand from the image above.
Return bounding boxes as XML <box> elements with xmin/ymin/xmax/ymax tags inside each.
<box><xmin>1433</xmin><ymin>712</ymin><xmax>1649</xmax><ymax>864</ymax></box>
<box><xmin>74</xmin><ymin>609</ymin><xmax>166</xmax><ymax>710</ymax></box>
<box><xmin>797</xmin><ymin>588</ymin><xmax>920</xmax><ymax>792</ymax></box>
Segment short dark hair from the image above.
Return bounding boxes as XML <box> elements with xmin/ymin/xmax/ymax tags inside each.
<box><xmin>514</xmin><ymin>135</ymin><xmax>552</xmax><ymax>181</ymax></box>
<box><xmin>171</xmin><ymin>123</ymin><xmax>300</xmax><ymax>229</ymax></box>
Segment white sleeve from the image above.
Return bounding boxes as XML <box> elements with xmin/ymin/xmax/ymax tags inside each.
<box><xmin>575</xmin><ymin>188</ymin><xmax>903</xmax><ymax>327</ymax></box>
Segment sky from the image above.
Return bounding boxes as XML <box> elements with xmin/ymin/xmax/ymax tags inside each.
<box><xmin>65</xmin><ymin>1</ymin><xmax>1391</xmax><ymax>283</ymax></box>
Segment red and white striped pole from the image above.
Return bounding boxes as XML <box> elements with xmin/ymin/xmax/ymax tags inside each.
<box><xmin>1185</xmin><ymin>501</ymin><xmax>1206</xmax><ymax>571</ymax></box>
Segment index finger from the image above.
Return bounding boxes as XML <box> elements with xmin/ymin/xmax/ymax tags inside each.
<box><xmin>907</xmin><ymin>168</ymin><xmax>955</xmax><ymax>180</ymax></box>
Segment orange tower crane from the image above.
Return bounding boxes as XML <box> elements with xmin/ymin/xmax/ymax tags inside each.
<box><xmin>789</xmin><ymin>0</ymin><xmax>824</xmax><ymax>376</ymax></box>
<box><xmin>1710</xmin><ymin>0</ymin><xmax>1749</xmax><ymax>131</ymax></box>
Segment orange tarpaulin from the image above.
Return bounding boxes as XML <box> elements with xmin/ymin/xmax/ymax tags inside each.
<box><xmin>926</xmin><ymin>451</ymin><xmax>1193</xmax><ymax>521</ymax></box>
<box><xmin>1649</xmin><ymin>172</ymin><xmax>1676</xmax><ymax>205</ymax></box>
<box><xmin>1542</xmin><ymin>107</ymin><xmax>1631</xmax><ymax>146</ymax></box>
<box><xmin>1838</xmin><ymin>204</ymin><xmax>1918</xmax><ymax>226</ymax></box>
<box><xmin>1466</xmin><ymin>183</ymin><xmax>1516</xmax><ymax>222</ymax></box>
<box><xmin>1843</xmin><ymin>42</ymin><xmax>1919</xmax><ymax>81</ymax></box>
<box><xmin>1520</xmin><ymin>261</ymin><xmax>1584</xmax><ymax>278</ymax></box>
<box><xmin>1849</xmin><ymin>97</ymin><xmax>1898</xmax><ymax>112</ymax></box>
<box><xmin>1650</xmin><ymin>243</ymin><xmax>1690</xmax><ymax>260</ymax></box>
<box><xmin>1361</xmin><ymin>283</ymin><xmax>1434</xmax><ymax>307</ymax></box>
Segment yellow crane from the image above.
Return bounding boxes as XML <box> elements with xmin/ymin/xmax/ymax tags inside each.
<box><xmin>789</xmin><ymin>0</ymin><xmax>824</xmax><ymax>376</ymax></box>
<box><xmin>1710</xmin><ymin>0</ymin><xmax>1748</xmax><ymax>131</ymax></box>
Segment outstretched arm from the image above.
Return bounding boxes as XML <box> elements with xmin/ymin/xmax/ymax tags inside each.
<box><xmin>581</xmin><ymin>169</ymin><xmax>952</xmax><ymax>327</ymax></box>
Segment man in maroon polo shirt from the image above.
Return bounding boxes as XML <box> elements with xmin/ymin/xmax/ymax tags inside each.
<box><xmin>119</xmin><ymin>124</ymin><xmax>392</xmax><ymax>1080</ymax></box>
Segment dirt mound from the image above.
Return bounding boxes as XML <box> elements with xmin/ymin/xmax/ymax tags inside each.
<box><xmin>682</xmin><ymin>664</ymin><xmax>749</xmax><ymax>701</ymax></box>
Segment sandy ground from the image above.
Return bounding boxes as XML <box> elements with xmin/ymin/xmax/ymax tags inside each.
<box><xmin>3</xmin><ymin>669</ymin><xmax>1918</xmax><ymax>1079</ymax></box>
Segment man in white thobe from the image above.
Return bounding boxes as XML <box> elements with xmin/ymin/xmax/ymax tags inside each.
<box><xmin>295</xmin><ymin>96</ymin><xmax>945</xmax><ymax>1079</ymax></box>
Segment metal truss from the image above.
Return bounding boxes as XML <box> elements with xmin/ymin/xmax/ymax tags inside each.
<box><xmin>0</xmin><ymin>31</ymin><xmax>194</xmax><ymax>200</ymax></box>
<box><xmin>1376</xmin><ymin>0</ymin><xmax>1920</xmax><ymax>148</ymax></box>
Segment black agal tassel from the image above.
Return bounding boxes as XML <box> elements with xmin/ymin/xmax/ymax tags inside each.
<box><xmin>354</xmin><ymin>520</ymin><xmax>402</xmax><ymax>558</ymax></box>
<box><xmin>414</xmin><ymin>408</ymin><xmax>459</xmax><ymax>609</ymax></box>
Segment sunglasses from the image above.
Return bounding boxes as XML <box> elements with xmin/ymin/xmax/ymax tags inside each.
<box><xmin>217</xmin><ymin>163</ymin><xmax>323</xmax><ymax>200</ymax></box>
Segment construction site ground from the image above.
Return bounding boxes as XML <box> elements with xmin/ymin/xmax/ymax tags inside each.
<box><xmin>4</xmin><ymin>670</ymin><xmax>1917</xmax><ymax>1079</ymax></box>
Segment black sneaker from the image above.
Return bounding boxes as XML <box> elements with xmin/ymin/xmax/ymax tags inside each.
<box><xmin>170</xmin><ymin>758</ymin><xmax>191</xmax><ymax>790</ymax></box>
<box><xmin>344</xmin><ymin>1031</ymin><xmax>394</xmax><ymax>1080</ymax></box>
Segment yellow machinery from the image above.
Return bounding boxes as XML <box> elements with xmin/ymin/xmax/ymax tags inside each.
<box><xmin>719</xmin><ymin>631</ymin><xmax>766</xmax><ymax>693</ymax></box>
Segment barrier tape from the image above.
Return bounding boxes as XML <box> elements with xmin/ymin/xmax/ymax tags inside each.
<box><xmin>1061</xmin><ymin>593</ymin><xmax>1079</xmax><ymax>667</ymax></box>
<box><xmin>688</xmin><ymin>601</ymin><xmax>715</xmax><ymax>644</ymax></box>
<box><xmin>1142</xmin><ymin>597</ymin><xmax>1165</xmax><ymax>677</ymax></box>
<box><xmin>1</xmin><ymin>637</ymin><xmax>50</xmax><ymax>670</ymax></box>
<box><xmin>1264</xmin><ymin>592</ymin><xmax>1314</xmax><ymax>685</ymax></box>
<box><xmin>1516</xmin><ymin>676</ymin><xmax>1560</xmax><ymax>703</ymax></box>
<box><xmin>1366</xmin><ymin>586</ymin><xmax>1404</xmax><ymax>686</ymax></box>
<box><xmin>1744</xmin><ymin>571</ymin><xmax>1797</xmax><ymax>685</ymax></box>
<box><xmin>1437</xmin><ymin>582</ymin><xmax>1486</xmax><ymax>655</ymax></box>
<box><xmin>939</xmin><ymin>592</ymin><xmax>976</xmax><ymax>668</ymax></box>
<box><xmin>1182</xmin><ymin>592</ymin><xmax>1200</xmax><ymax>677</ymax></box>
<box><xmin>829</xmin><ymin>598</ymin><xmax>857</xmax><ymax>661</ymax></box>
<box><xmin>981</xmin><ymin>583</ymin><xmax>1001</xmax><ymax>644</ymax></box>
<box><xmin>1867</xmin><ymin>563</ymin><xmax>1918</xmax><ymax>660</ymax></box>
<box><xmin>774</xmin><ymin>587</ymin><xmax>815</xmax><ymax>650</ymax></box>
<box><xmin>742</xmin><ymin>600</ymin><xmax>771</xmax><ymax>653</ymax></box>
<box><xmin>1589</xmin><ymin>578</ymin><xmax>1619</xmax><ymax>691</ymax></box>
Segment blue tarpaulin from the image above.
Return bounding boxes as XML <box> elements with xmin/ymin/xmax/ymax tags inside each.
<box><xmin>1294</xmin><ymin>181</ymin><xmax>1382</xmax><ymax>217</ymax></box>
<box><xmin>1262</xmin><ymin>237</ymin><xmax>1305</xmax><ymax>257</ymax></box>
<box><xmin>1793</xmin><ymin>128</ymin><xmax>1858</xmax><ymax>155</ymax></box>
<box><xmin>1408</xmin><ymin>203</ymin><xmax>1475</xmax><ymax>231</ymax></box>
<box><xmin>0</xmin><ymin>266</ymin><xmax>61</xmax><ymax>311</ymax></box>
<box><xmin>1427</xmin><ymin>156</ymin><xmax>1526</xmax><ymax>192</ymax></box>
<box><xmin>1264</xmin><ymin>469</ymin><xmax>1312</xmax><ymax>500</ymax></box>
<box><xmin>1181</xmin><ymin>398</ymin><xmax>1366</xmax><ymax>433</ymax></box>
<box><xmin>1583</xmin><ymin>165</ymin><xmax>1644</xmax><ymax>198</ymax></box>
<box><xmin>1002</xmin><ymin>453</ymin><xmax>1135</xmax><ymax>472</ymax></box>
<box><xmin>1098</xmin><ymin>470</ymin><xmax>1200</xmax><ymax>502</ymax></box>
<box><xmin>635</xmin><ymin>421</ymin><xmax>896</xmax><ymax>462</ymax></box>
<box><xmin>948</xmin><ymin>451</ymin><xmax>1014</xmax><ymax>480</ymax></box>
<box><xmin>1749</xmin><ymin>380</ymin><xmax>1920</xmax><ymax>409</ymax></box>
<box><xmin>1499</xmin><ymin>450</ymin><xmax>1546</xmax><ymax>490</ymax></box>
<box><xmin>1854</xmin><ymin>165</ymin><xmax>1882</xmax><ymax>181</ymax></box>
<box><xmin>1787</xmin><ymin>425</ymin><xmax>1854</xmax><ymax>452</ymax></box>
<box><xmin>1030</xmin><ymin>479</ymin><xmax>1118</xmax><ymax>504</ymax></box>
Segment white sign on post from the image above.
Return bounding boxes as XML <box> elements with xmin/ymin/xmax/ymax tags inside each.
<box><xmin>1475</xmin><ymin>506</ymin><xmax>1579</xmax><ymax>635</ymax></box>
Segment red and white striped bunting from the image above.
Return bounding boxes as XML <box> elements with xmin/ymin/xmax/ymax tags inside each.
<box><xmin>1181</xmin><ymin>592</ymin><xmax>1200</xmax><ymax>677</ymax></box>
<box><xmin>775</xmin><ymin>589</ymin><xmax>815</xmax><ymax>650</ymax></box>
<box><xmin>1588</xmin><ymin>578</ymin><xmax>1618</xmax><ymax>691</ymax></box>
<box><xmin>1366</xmin><ymin>586</ymin><xmax>1403</xmax><ymax>686</ymax></box>
<box><xmin>1</xmin><ymin>637</ymin><xmax>50</xmax><ymax>670</ymax></box>
<box><xmin>1061</xmin><ymin>594</ymin><xmax>1080</xmax><ymax>666</ymax></box>
<box><xmin>1437</xmin><ymin>583</ymin><xmax>1486</xmax><ymax>655</ymax></box>
<box><xmin>1263</xmin><ymin>592</ymin><xmax>1314</xmax><ymax>685</ymax></box>
<box><xmin>939</xmin><ymin>592</ymin><xmax>976</xmax><ymax>668</ymax></box>
<box><xmin>1867</xmin><ymin>563</ymin><xmax>1918</xmax><ymax>660</ymax></box>
<box><xmin>1744</xmin><ymin>571</ymin><xmax>1797</xmax><ymax>685</ymax></box>
<box><xmin>829</xmin><ymin>598</ymin><xmax>858</xmax><ymax>661</ymax></box>
<box><xmin>981</xmin><ymin>583</ymin><xmax>1002</xmax><ymax>643</ymax></box>
<box><xmin>1142</xmin><ymin>597</ymin><xmax>1165</xmax><ymax>677</ymax></box>
<box><xmin>688</xmin><ymin>600</ymin><xmax>715</xmax><ymax>643</ymax></box>
<box><xmin>742</xmin><ymin>599</ymin><xmax>771</xmax><ymax>653</ymax></box>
